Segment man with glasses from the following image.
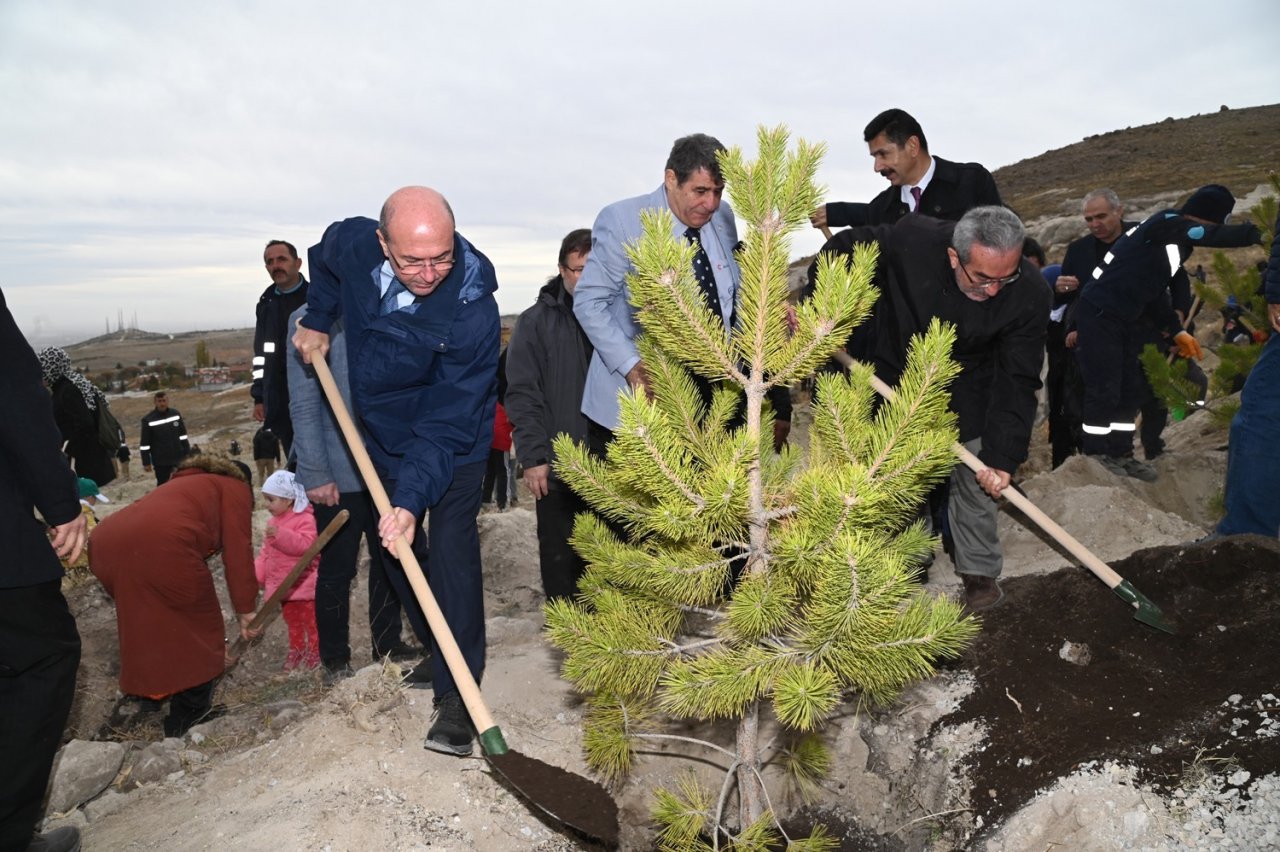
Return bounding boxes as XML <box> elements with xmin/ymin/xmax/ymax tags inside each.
<box><xmin>505</xmin><ymin>228</ymin><xmax>594</xmax><ymax>601</ymax></box>
<box><xmin>815</xmin><ymin>206</ymin><xmax>1048</xmax><ymax>611</ymax></box>
<box><xmin>292</xmin><ymin>186</ymin><xmax>500</xmax><ymax>757</ymax></box>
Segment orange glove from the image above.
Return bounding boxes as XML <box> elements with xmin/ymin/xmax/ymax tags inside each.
<box><xmin>1173</xmin><ymin>331</ymin><xmax>1204</xmax><ymax>360</ymax></box>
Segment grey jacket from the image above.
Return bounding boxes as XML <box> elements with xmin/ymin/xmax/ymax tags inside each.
<box><xmin>505</xmin><ymin>276</ymin><xmax>593</xmax><ymax>473</ymax></box>
<box><xmin>286</xmin><ymin>306</ymin><xmax>363</xmax><ymax>493</ymax></box>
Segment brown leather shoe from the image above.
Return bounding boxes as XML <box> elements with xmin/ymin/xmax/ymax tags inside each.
<box><xmin>961</xmin><ymin>574</ymin><xmax>1004</xmax><ymax>612</ymax></box>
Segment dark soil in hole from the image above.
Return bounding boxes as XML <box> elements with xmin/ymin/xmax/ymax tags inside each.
<box><xmin>939</xmin><ymin>534</ymin><xmax>1280</xmax><ymax>825</ymax></box>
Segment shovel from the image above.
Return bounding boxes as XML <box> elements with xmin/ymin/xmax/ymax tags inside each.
<box><xmin>308</xmin><ymin>350</ymin><xmax>620</xmax><ymax>848</ymax></box>
<box><xmin>224</xmin><ymin>510</ymin><xmax>349</xmax><ymax>668</ymax></box>
<box><xmin>833</xmin><ymin>350</ymin><xmax>1175</xmax><ymax>633</ymax></box>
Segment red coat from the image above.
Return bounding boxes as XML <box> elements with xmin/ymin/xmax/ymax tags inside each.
<box><xmin>90</xmin><ymin>468</ymin><xmax>257</xmax><ymax>697</ymax></box>
<box><xmin>491</xmin><ymin>402</ymin><xmax>513</xmax><ymax>452</ymax></box>
<box><xmin>254</xmin><ymin>505</ymin><xmax>319</xmax><ymax>601</ymax></box>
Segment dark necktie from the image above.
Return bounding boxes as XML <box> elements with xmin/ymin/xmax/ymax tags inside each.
<box><xmin>910</xmin><ymin>185</ymin><xmax>923</xmax><ymax>213</ymax></box>
<box><xmin>684</xmin><ymin>226</ymin><xmax>725</xmax><ymax>326</ymax></box>
<box><xmin>380</xmin><ymin>278</ymin><xmax>407</xmax><ymax>315</ymax></box>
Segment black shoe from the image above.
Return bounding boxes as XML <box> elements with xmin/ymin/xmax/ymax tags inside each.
<box><xmin>401</xmin><ymin>658</ymin><xmax>433</xmax><ymax>689</ymax></box>
<box><xmin>323</xmin><ymin>662</ymin><xmax>355</xmax><ymax>686</ymax></box>
<box><xmin>25</xmin><ymin>826</ymin><xmax>81</xmax><ymax>852</ymax></box>
<box><xmin>373</xmin><ymin>640</ymin><xmax>422</xmax><ymax>662</ymax></box>
<box><xmin>424</xmin><ymin>693</ymin><xmax>474</xmax><ymax>756</ymax></box>
<box><xmin>163</xmin><ymin>703</ymin><xmax>226</xmax><ymax>738</ymax></box>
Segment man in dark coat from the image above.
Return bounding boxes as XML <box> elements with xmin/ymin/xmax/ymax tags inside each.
<box><xmin>810</xmin><ymin>108</ymin><xmax>1002</xmax><ymax>230</ymax></box>
<box><xmin>252</xmin><ymin>240</ymin><xmax>309</xmax><ymax>456</ymax></box>
<box><xmin>0</xmin><ymin>287</ymin><xmax>86</xmax><ymax>852</ymax></box>
<box><xmin>817</xmin><ymin>207</ymin><xmax>1048</xmax><ymax>611</ymax></box>
<box><xmin>293</xmin><ymin>186</ymin><xmax>500</xmax><ymax>757</ymax></box>
<box><xmin>505</xmin><ymin>228</ymin><xmax>594</xmax><ymax>601</ymax></box>
<box><xmin>1076</xmin><ymin>185</ymin><xmax>1262</xmax><ymax>480</ymax></box>
<box><xmin>139</xmin><ymin>390</ymin><xmax>190</xmax><ymax>485</ymax></box>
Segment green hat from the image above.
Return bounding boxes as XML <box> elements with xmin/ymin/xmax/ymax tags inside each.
<box><xmin>77</xmin><ymin>477</ymin><xmax>110</xmax><ymax>503</ymax></box>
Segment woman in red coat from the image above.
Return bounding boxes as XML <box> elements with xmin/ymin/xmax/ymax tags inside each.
<box><xmin>90</xmin><ymin>455</ymin><xmax>259</xmax><ymax>736</ymax></box>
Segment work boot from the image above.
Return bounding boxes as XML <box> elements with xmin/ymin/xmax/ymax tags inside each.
<box><xmin>25</xmin><ymin>826</ymin><xmax>81</xmax><ymax>852</ymax></box>
<box><xmin>424</xmin><ymin>692</ymin><xmax>474</xmax><ymax>756</ymax></box>
<box><xmin>960</xmin><ymin>574</ymin><xmax>1004</xmax><ymax>612</ymax></box>
<box><xmin>1119</xmin><ymin>456</ymin><xmax>1158</xmax><ymax>482</ymax></box>
<box><xmin>401</xmin><ymin>658</ymin><xmax>433</xmax><ymax>689</ymax></box>
<box><xmin>373</xmin><ymin>640</ymin><xmax>422</xmax><ymax>663</ymax></box>
<box><xmin>1096</xmin><ymin>455</ymin><xmax>1129</xmax><ymax>478</ymax></box>
<box><xmin>322</xmin><ymin>661</ymin><xmax>354</xmax><ymax>686</ymax></box>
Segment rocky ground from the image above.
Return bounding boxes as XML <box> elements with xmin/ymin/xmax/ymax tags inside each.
<box><xmin>32</xmin><ymin>378</ymin><xmax>1280</xmax><ymax>851</ymax></box>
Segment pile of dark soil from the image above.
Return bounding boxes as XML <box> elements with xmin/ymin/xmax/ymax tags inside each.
<box><xmin>942</xmin><ymin>534</ymin><xmax>1280</xmax><ymax>825</ymax></box>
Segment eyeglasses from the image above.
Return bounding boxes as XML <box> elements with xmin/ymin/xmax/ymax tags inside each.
<box><xmin>389</xmin><ymin>250</ymin><xmax>455</xmax><ymax>274</ymax></box>
<box><xmin>559</xmin><ymin>263</ymin><xmax>586</xmax><ymax>275</ymax></box>
<box><xmin>955</xmin><ymin>256</ymin><xmax>1020</xmax><ymax>291</ymax></box>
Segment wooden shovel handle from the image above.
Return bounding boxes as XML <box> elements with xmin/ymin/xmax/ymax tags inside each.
<box><xmin>833</xmin><ymin>350</ymin><xmax>1125</xmax><ymax>590</ymax></box>
<box><xmin>309</xmin><ymin>351</ymin><xmax>497</xmax><ymax>734</ymax></box>
<box><xmin>225</xmin><ymin>509</ymin><xmax>349</xmax><ymax>666</ymax></box>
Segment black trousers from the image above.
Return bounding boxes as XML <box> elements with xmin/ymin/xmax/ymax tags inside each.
<box><xmin>313</xmin><ymin>492</ymin><xmax>411</xmax><ymax>668</ymax></box>
<box><xmin>536</xmin><ymin>481</ymin><xmax>591</xmax><ymax>601</ymax></box>
<box><xmin>386</xmin><ymin>460</ymin><xmax>487</xmax><ymax>700</ymax></box>
<box><xmin>154</xmin><ymin>464</ymin><xmax>175</xmax><ymax>485</ymax></box>
<box><xmin>0</xmin><ymin>581</ymin><xmax>80</xmax><ymax>850</ymax></box>
<box><xmin>481</xmin><ymin>448</ymin><xmax>508</xmax><ymax>509</ymax></box>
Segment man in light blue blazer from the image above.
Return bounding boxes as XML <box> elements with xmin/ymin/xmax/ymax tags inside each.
<box><xmin>574</xmin><ymin>133</ymin><xmax>740</xmax><ymax>453</ymax></box>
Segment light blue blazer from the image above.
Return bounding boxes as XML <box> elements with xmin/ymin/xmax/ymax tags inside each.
<box><xmin>573</xmin><ymin>185</ymin><xmax>740</xmax><ymax>430</ymax></box>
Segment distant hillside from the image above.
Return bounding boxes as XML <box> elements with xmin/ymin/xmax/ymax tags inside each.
<box><xmin>65</xmin><ymin>327</ymin><xmax>255</xmax><ymax>374</ymax></box>
<box><xmin>995</xmin><ymin>103</ymin><xmax>1280</xmax><ymax>223</ymax></box>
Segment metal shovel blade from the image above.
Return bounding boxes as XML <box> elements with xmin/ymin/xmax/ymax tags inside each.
<box><xmin>1112</xmin><ymin>579</ymin><xmax>1177</xmax><ymax>634</ymax></box>
<box><xmin>486</xmin><ymin>751</ymin><xmax>619</xmax><ymax>849</ymax></box>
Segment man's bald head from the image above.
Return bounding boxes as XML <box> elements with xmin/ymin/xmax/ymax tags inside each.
<box><xmin>378</xmin><ymin>186</ymin><xmax>455</xmax><ymax>235</ymax></box>
<box><xmin>376</xmin><ymin>186</ymin><xmax>458</xmax><ymax>297</ymax></box>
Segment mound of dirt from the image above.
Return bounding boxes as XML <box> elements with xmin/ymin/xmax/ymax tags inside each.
<box><xmin>943</xmin><ymin>536</ymin><xmax>1280</xmax><ymax>829</ymax></box>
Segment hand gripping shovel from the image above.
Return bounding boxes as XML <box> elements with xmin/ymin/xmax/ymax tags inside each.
<box><xmin>224</xmin><ymin>510</ymin><xmax>350</xmax><ymax>668</ymax></box>
<box><xmin>308</xmin><ymin>350</ymin><xmax>620</xmax><ymax>848</ymax></box>
<box><xmin>833</xmin><ymin>350</ymin><xmax>1175</xmax><ymax>633</ymax></box>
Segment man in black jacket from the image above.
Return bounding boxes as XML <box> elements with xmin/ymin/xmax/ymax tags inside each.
<box><xmin>0</xmin><ymin>287</ymin><xmax>85</xmax><ymax>852</ymax></box>
<box><xmin>1077</xmin><ymin>185</ymin><xmax>1262</xmax><ymax>480</ymax></box>
<box><xmin>505</xmin><ymin>229</ymin><xmax>594</xmax><ymax>600</ymax></box>
<box><xmin>817</xmin><ymin>207</ymin><xmax>1048</xmax><ymax>611</ymax></box>
<box><xmin>810</xmin><ymin>108</ymin><xmax>1002</xmax><ymax>230</ymax></box>
<box><xmin>139</xmin><ymin>391</ymin><xmax>190</xmax><ymax>485</ymax></box>
<box><xmin>252</xmin><ymin>240</ymin><xmax>309</xmax><ymax>456</ymax></box>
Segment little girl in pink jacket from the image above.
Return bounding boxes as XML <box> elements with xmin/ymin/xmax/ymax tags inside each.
<box><xmin>255</xmin><ymin>470</ymin><xmax>319</xmax><ymax>670</ymax></box>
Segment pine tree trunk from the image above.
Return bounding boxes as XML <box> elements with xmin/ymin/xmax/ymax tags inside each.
<box><xmin>736</xmin><ymin>700</ymin><xmax>765</xmax><ymax>827</ymax></box>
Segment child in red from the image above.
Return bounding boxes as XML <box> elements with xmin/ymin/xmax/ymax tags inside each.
<box><xmin>255</xmin><ymin>470</ymin><xmax>320</xmax><ymax>670</ymax></box>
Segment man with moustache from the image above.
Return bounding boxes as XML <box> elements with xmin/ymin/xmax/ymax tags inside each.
<box><xmin>810</xmin><ymin>108</ymin><xmax>1002</xmax><ymax>230</ymax></box>
<box><xmin>292</xmin><ymin>187</ymin><xmax>500</xmax><ymax>757</ymax></box>
<box><xmin>252</xmin><ymin>240</ymin><xmax>309</xmax><ymax>456</ymax></box>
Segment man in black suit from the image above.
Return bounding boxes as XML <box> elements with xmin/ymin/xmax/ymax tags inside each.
<box><xmin>0</xmin><ymin>287</ymin><xmax>86</xmax><ymax>852</ymax></box>
<box><xmin>811</xmin><ymin>108</ymin><xmax>1002</xmax><ymax>229</ymax></box>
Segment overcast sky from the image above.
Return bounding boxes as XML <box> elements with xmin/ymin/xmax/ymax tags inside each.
<box><xmin>2</xmin><ymin>0</ymin><xmax>1277</xmax><ymax>345</ymax></box>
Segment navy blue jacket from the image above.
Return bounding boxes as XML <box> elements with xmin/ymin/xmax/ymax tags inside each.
<box><xmin>1</xmin><ymin>287</ymin><xmax>80</xmax><ymax>588</ymax></box>
<box><xmin>1080</xmin><ymin>211</ymin><xmax>1261</xmax><ymax>335</ymax></box>
<box><xmin>301</xmin><ymin>218</ymin><xmax>500</xmax><ymax>516</ymax></box>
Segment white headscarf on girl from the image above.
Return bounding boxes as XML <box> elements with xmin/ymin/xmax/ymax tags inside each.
<box><xmin>262</xmin><ymin>470</ymin><xmax>309</xmax><ymax>513</ymax></box>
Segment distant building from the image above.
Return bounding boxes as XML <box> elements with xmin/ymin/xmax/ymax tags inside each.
<box><xmin>195</xmin><ymin>366</ymin><xmax>233</xmax><ymax>390</ymax></box>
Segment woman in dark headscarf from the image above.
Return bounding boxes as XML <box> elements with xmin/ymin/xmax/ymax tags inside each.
<box><xmin>90</xmin><ymin>454</ymin><xmax>260</xmax><ymax>736</ymax></box>
<box><xmin>38</xmin><ymin>346</ymin><xmax>115</xmax><ymax>486</ymax></box>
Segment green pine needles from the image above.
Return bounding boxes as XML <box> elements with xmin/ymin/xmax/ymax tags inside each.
<box><xmin>547</xmin><ymin>126</ymin><xmax>979</xmax><ymax>849</ymax></box>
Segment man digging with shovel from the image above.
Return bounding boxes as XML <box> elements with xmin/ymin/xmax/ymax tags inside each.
<box><xmin>292</xmin><ymin>186</ymin><xmax>500</xmax><ymax>756</ymax></box>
